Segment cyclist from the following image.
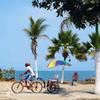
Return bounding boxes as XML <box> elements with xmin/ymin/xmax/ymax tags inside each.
<box><xmin>20</xmin><ymin>63</ymin><xmax>35</xmax><ymax>87</ymax></box>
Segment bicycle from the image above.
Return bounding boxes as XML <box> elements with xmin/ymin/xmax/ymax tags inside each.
<box><xmin>11</xmin><ymin>75</ymin><xmax>42</xmax><ymax>93</ymax></box>
<box><xmin>47</xmin><ymin>79</ymin><xmax>60</xmax><ymax>93</ymax></box>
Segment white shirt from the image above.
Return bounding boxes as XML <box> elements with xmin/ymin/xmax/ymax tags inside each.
<box><xmin>26</xmin><ymin>66</ymin><xmax>35</xmax><ymax>76</ymax></box>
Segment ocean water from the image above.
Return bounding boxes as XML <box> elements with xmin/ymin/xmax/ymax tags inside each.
<box><xmin>15</xmin><ymin>71</ymin><xmax>95</xmax><ymax>81</ymax></box>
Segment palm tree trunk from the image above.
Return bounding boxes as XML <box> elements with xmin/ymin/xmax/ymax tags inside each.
<box><xmin>95</xmin><ymin>22</ymin><xmax>100</xmax><ymax>94</ymax></box>
<box><xmin>31</xmin><ymin>40</ymin><xmax>38</xmax><ymax>78</ymax></box>
<box><xmin>96</xmin><ymin>22</ymin><xmax>99</xmax><ymax>35</ymax></box>
<box><xmin>61</xmin><ymin>66</ymin><xmax>65</xmax><ymax>83</ymax></box>
<box><xmin>34</xmin><ymin>56</ymin><xmax>38</xmax><ymax>78</ymax></box>
<box><xmin>95</xmin><ymin>49</ymin><xmax>100</xmax><ymax>94</ymax></box>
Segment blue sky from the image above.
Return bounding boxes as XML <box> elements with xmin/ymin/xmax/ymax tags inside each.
<box><xmin>0</xmin><ymin>0</ymin><xmax>96</xmax><ymax>71</ymax></box>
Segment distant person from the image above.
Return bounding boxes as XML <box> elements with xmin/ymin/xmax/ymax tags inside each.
<box><xmin>20</xmin><ymin>63</ymin><xmax>35</xmax><ymax>86</ymax></box>
<box><xmin>71</xmin><ymin>72</ymin><xmax>79</xmax><ymax>86</ymax></box>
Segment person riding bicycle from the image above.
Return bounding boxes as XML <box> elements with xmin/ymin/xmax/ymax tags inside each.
<box><xmin>20</xmin><ymin>63</ymin><xmax>35</xmax><ymax>87</ymax></box>
<box><xmin>12</xmin><ymin>63</ymin><xmax>42</xmax><ymax>93</ymax></box>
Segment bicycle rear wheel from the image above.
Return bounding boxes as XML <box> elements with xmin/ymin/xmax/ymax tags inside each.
<box><xmin>37</xmin><ymin>78</ymin><xmax>45</xmax><ymax>88</ymax></box>
<box><xmin>11</xmin><ymin>82</ymin><xmax>23</xmax><ymax>93</ymax></box>
<box><xmin>31</xmin><ymin>81</ymin><xmax>42</xmax><ymax>93</ymax></box>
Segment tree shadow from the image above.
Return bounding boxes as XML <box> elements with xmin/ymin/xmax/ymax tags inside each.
<box><xmin>57</xmin><ymin>89</ymin><xmax>99</xmax><ymax>100</ymax></box>
<box><xmin>43</xmin><ymin>87</ymin><xmax>70</xmax><ymax>95</ymax></box>
<box><xmin>21</xmin><ymin>91</ymin><xmax>43</xmax><ymax>94</ymax></box>
<box><xmin>43</xmin><ymin>87</ymin><xmax>96</xmax><ymax>97</ymax></box>
<box><xmin>81</xmin><ymin>91</ymin><xmax>95</xmax><ymax>95</ymax></box>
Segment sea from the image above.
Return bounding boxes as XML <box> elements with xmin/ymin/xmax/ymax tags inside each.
<box><xmin>15</xmin><ymin>71</ymin><xmax>95</xmax><ymax>82</ymax></box>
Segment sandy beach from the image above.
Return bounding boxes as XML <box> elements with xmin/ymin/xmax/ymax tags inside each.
<box><xmin>0</xmin><ymin>81</ymin><xmax>100</xmax><ymax>100</ymax></box>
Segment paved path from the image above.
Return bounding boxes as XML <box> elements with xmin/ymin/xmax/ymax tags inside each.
<box><xmin>0</xmin><ymin>88</ymin><xmax>18</xmax><ymax>100</ymax></box>
<box><xmin>1</xmin><ymin>82</ymin><xmax>100</xmax><ymax>100</ymax></box>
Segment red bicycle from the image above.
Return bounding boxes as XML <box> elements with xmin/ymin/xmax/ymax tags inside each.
<box><xmin>11</xmin><ymin>75</ymin><xmax>42</xmax><ymax>93</ymax></box>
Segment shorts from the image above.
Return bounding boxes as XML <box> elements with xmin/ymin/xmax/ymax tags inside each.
<box><xmin>72</xmin><ymin>79</ymin><xmax>77</xmax><ymax>82</ymax></box>
<box><xmin>25</xmin><ymin>74</ymin><xmax>35</xmax><ymax>81</ymax></box>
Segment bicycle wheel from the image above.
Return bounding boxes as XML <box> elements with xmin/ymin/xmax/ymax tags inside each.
<box><xmin>52</xmin><ymin>85</ymin><xmax>60</xmax><ymax>93</ymax></box>
<box><xmin>11</xmin><ymin>82</ymin><xmax>23</xmax><ymax>93</ymax></box>
<box><xmin>47</xmin><ymin>81</ymin><xmax>60</xmax><ymax>93</ymax></box>
<box><xmin>31</xmin><ymin>81</ymin><xmax>42</xmax><ymax>93</ymax></box>
<box><xmin>47</xmin><ymin>85</ymin><xmax>59</xmax><ymax>93</ymax></box>
<box><xmin>37</xmin><ymin>78</ymin><xmax>45</xmax><ymax>88</ymax></box>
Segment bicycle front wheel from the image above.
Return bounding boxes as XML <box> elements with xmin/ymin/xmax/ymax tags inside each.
<box><xmin>31</xmin><ymin>81</ymin><xmax>42</xmax><ymax>93</ymax></box>
<box><xmin>11</xmin><ymin>82</ymin><xmax>23</xmax><ymax>93</ymax></box>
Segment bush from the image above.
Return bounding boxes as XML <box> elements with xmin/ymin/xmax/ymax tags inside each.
<box><xmin>0</xmin><ymin>68</ymin><xmax>3</xmax><ymax>79</ymax></box>
<box><xmin>2</xmin><ymin>67</ymin><xmax>15</xmax><ymax>81</ymax></box>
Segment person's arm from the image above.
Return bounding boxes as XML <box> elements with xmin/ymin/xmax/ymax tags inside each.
<box><xmin>77</xmin><ymin>74</ymin><xmax>79</xmax><ymax>80</ymax></box>
<box><xmin>20</xmin><ymin>70</ymin><xmax>30</xmax><ymax>76</ymax></box>
<box><xmin>72</xmin><ymin>75</ymin><xmax>74</xmax><ymax>80</ymax></box>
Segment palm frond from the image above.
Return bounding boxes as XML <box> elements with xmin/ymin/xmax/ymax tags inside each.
<box><xmin>46</xmin><ymin>52</ymin><xmax>55</xmax><ymax>60</ymax></box>
<box><xmin>29</xmin><ymin>16</ymin><xmax>34</xmax><ymax>28</ymax></box>
<box><xmin>61</xmin><ymin>16</ymin><xmax>73</xmax><ymax>32</ymax></box>
<box><xmin>47</xmin><ymin>30</ymin><xmax>81</xmax><ymax>61</ymax></box>
<box><xmin>88</xmin><ymin>50</ymin><xmax>95</xmax><ymax>57</ymax></box>
<box><xmin>38</xmin><ymin>24</ymin><xmax>48</xmax><ymax>35</ymax></box>
<box><xmin>89</xmin><ymin>32</ymin><xmax>100</xmax><ymax>49</ymax></box>
<box><xmin>36</xmin><ymin>18</ymin><xmax>46</xmax><ymax>26</ymax></box>
<box><xmin>25</xmin><ymin>17</ymin><xmax>48</xmax><ymax>38</ymax></box>
<box><xmin>31</xmin><ymin>23</ymin><xmax>40</xmax><ymax>36</ymax></box>
<box><xmin>48</xmin><ymin>46</ymin><xmax>60</xmax><ymax>53</ymax></box>
<box><xmin>71</xmin><ymin>34</ymin><xmax>80</xmax><ymax>45</ymax></box>
<box><xmin>24</xmin><ymin>29</ymin><xmax>32</xmax><ymax>36</ymax></box>
<box><xmin>75</xmin><ymin>53</ymin><xmax>87</xmax><ymax>61</ymax></box>
<box><xmin>38</xmin><ymin>35</ymin><xmax>49</xmax><ymax>40</ymax></box>
<box><xmin>51</xmin><ymin>38</ymin><xmax>59</xmax><ymax>45</ymax></box>
<box><xmin>83</xmin><ymin>42</ymin><xmax>92</xmax><ymax>51</ymax></box>
<box><xmin>46</xmin><ymin>46</ymin><xmax>57</xmax><ymax>60</ymax></box>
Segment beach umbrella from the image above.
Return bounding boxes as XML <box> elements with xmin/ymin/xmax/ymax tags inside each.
<box><xmin>48</xmin><ymin>60</ymin><xmax>71</xmax><ymax>68</ymax></box>
<box><xmin>48</xmin><ymin>60</ymin><xmax>71</xmax><ymax>83</ymax></box>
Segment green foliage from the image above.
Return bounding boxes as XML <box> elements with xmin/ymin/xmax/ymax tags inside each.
<box><xmin>75</xmin><ymin>46</ymin><xmax>88</xmax><ymax>61</ymax></box>
<box><xmin>32</xmin><ymin>0</ymin><xmax>100</xmax><ymax>29</ymax></box>
<box><xmin>83</xmin><ymin>32</ymin><xmax>100</xmax><ymax>58</ymax></box>
<box><xmin>0</xmin><ymin>68</ymin><xmax>3</xmax><ymax>79</ymax></box>
<box><xmin>46</xmin><ymin>30</ymin><xmax>87</xmax><ymax>61</ymax></box>
<box><xmin>24</xmin><ymin>17</ymin><xmax>48</xmax><ymax>38</ymax></box>
<box><xmin>3</xmin><ymin>67</ymin><xmax>15</xmax><ymax>81</ymax></box>
<box><xmin>24</xmin><ymin>17</ymin><xmax>48</xmax><ymax>58</ymax></box>
<box><xmin>89</xmin><ymin>32</ymin><xmax>100</xmax><ymax>49</ymax></box>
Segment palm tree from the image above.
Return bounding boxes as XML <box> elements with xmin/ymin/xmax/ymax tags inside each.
<box><xmin>24</xmin><ymin>17</ymin><xmax>48</xmax><ymax>78</ymax></box>
<box><xmin>83</xmin><ymin>26</ymin><xmax>100</xmax><ymax>94</ymax></box>
<box><xmin>32</xmin><ymin>0</ymin><xmax>100</xmax><ymax>94</ymax></box>
<box><xmin>61</xmin><ymin>16</ymin><xmax>72</xmax><ymax>32</ymax></box>
<box><xmin>62</xmin><ymin>15</ymin><xmax>100</xmax><ymax>94</ymax></box>
<box><xmin>46</xmin><ymin>31</ymin><xmax>86</xmax><ymax>83</ymax></box>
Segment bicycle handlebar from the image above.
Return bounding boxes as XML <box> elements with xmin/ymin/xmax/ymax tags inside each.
<box><xmin>19</xmin><ymin>74</ymin><xmax>25</xmax><ymax>81</ymax></box>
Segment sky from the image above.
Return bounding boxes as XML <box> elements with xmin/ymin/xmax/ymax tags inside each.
<box><xmin>0</xmin><ymin>0</ymin><xmax>96</xmax><ymax>71</ymax></box>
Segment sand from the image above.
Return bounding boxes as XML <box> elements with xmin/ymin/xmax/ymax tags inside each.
<box><xmin>0</xmin><ymin>81</ymin><xmax>100</xmax><ymax>100</ymax></box>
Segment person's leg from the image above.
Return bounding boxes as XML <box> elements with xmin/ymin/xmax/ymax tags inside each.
<box><xmin>74</xmin><ymin>80</ymin><xmax>78</xmax><ymax>86</ymax></box>
<box><xmin>71</xmin><ymin>79</ymin><xmax>75</xmax><ymax>86</ymax></box>
<box><xmin>25</xmin><ymin>74</ymin><xmax>30</xmax><ymax>86</ymax></box>
<box><xmin>27</xmin><ymin>75</ymin><xmax>35</xmax><ymax>89</ymax></box>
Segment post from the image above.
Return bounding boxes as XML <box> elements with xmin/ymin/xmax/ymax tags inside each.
<box><xmin>34</xmin><ymin>58</ymin><xmax>38</xmax><ymax>78</ymax></box>
<box><xmin>61</xmin><ymin>66</ymin><xmax>64</xmax><ymax>83</ymax></box>
<box><xmin>95</xmin><ymin>49</ymin><xmax>100</xmax><ymax>94</ymax></box>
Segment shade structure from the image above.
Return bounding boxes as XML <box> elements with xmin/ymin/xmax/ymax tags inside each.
<box><xmin>48</xmin><ymin>60</ymin><xmax>71</xmax><ymax>68</ymax></box>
